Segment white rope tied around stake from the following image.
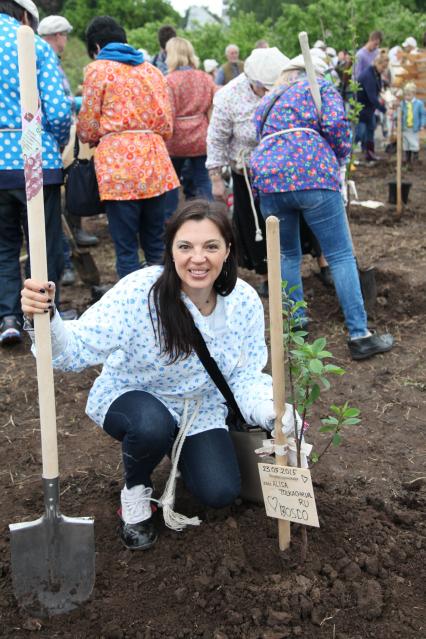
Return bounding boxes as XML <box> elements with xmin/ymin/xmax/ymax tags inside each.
<box><xmin>159</xmin><ymin>398</ymin><xmax>202</xmax><ymax>531</ymax></box>
<box><xmin>237</xmin><ymin>149</ymin><xmax>263</xmax><ymax>242</ymax></box>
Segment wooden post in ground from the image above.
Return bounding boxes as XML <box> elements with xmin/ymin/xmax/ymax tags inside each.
<box><xmin>396</xmin><ymin>106</ymin><xmax>403</xmax><ymax>219</ymax></box>
<box><xmin>266</xmin><ymin>216</ymin><xmax>290</xmax><ymax>552</ymax></box>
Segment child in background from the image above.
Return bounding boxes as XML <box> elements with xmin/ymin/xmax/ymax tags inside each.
<box><xmin>400</xmin><ymin>82</ymin><xmax>426</xmax><ymax>163</ymax></box>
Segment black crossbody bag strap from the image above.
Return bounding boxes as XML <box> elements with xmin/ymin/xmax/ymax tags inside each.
<box><xmin>192</xmin><ymin>327</ymin><xmax>246</xmax><ymax>426</ymax></box>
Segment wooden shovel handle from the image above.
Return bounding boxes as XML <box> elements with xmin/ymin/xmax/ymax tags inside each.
<box><xmin>396</xmin><ymin>107</ymin><xmax>403</xmax><ymax>217</ymax></box>
<box><xmin>298</xmin><ymin>32</ymin><xmax>322</xmax><ymax>114</ymax></box>
<box><xmin>18</xmin><ymin>26</ymin><xmax>59</xmax><ymax>479</ymax></box>
<box><xmin>266</xmin><ymin>216</ymin><xmax>290</xmax><ymax>551</ymax></box>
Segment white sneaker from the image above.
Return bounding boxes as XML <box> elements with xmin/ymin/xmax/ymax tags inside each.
<box><xmin>120</xmin><ymin>484</ymin><xmax>153</xmax><ymax>525</ymax></box>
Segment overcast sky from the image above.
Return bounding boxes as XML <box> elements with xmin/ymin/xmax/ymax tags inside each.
<box><xmin>170</xmin><ymin>0</ymin><xmax>223</xmax><ymax>16</ymax></box>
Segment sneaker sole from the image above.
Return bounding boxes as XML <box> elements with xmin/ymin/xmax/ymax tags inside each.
<box><xmin>119</xmin><ymin>531</ymin><xmax>159</xmax><ymax>551</ymax></box>
<box><xmin>349</xmin><ymin>344</ymin><xmax>393</xmax><ymax>360</ymax></box>
<box><xmin>0</xmin><ymin>329</ymin><xmax>22</xmax><ymax>345</ymax></box>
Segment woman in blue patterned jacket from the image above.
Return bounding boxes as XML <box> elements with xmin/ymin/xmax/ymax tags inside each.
<box><xmin>250</xmin><ymin>55</ymin><xmax>393</xmax><ymax>361</ymax></box>
<box><xmin>21</xmin><ymin>200</ymin><xmax>299</xmax><ymax>549</ymax></box>
<box><xmin>0</xmin><ymin>0</ymin><xmax>71</xmax><ymax>345</ymax></box>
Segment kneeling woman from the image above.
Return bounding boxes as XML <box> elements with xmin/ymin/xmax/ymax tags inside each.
<box><xmin>22</xmin><ymin>202</ymin><xmax>278</xmax><ymax>550</ymax></box>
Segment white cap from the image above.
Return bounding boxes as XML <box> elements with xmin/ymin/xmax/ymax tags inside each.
<box><xmin>402</xmin><ymin>36</ymin><xmax>417</xmax><ymax>49</ymax></box>
<box><xmin>326</xmin><ymin>47</ymin><xmax>336</xmax><ymax>57</ymax></box>
<box><xmin>313</xmin><ymin>40</ymin><xmax>327</xmax><ymax>50</ymax></box>
<box><xmin>204</xmin><ymin>59</ymin><xmax>219</xmax><ymax>73</ymax></box>
<box><xmin>244</xmin><ymin>47</ymin><xmax>290</xmax><ymax>89</ymax></box>
<box><xmin>14</xmin><ymin>0</ymin><xmax>39</xmax><ymax>25</ymax></box>
<box><xmin>282</xmin><ymin>53</ymin><xmax>329</xmax><ymax>76</ymax></box>
<box><xmin>38</xmin><ymin>15</ymin><xmax>73</xmax><ymax>36</ymax></box>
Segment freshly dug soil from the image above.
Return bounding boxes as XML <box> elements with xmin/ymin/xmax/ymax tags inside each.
<box><xmin>0</xmin><ymin>151</ymin><xmax>425</xmax><ymax>639</ymax></box>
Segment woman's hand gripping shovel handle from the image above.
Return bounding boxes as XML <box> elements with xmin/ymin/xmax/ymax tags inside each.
<box><xmin>9</xmin><ymin>26</ymin><xmax>94</xmax><ymax>618</ymax></box>
<box><xmin>266</xmin><ymin>216</ymin><xmax>291</xmax><ymax>551</ymax></box>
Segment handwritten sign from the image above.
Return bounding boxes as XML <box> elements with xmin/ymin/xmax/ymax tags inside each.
<box><xmin>258</xmin><ymin>463</ymin><xmax>319</xmax><ymax>528</ymax></box>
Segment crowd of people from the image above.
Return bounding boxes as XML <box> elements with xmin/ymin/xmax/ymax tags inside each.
<box><xmin>1</xmin><ymin>0</ymin><xmax>424</xmax><ymax>548</ymax></box>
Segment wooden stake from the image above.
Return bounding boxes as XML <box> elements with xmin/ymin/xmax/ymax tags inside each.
<box><xmin>266</xmin><ymin>216</ymin><xmax>290</xmax><ymax>551</ymax></box>
<box><xmin>396</xmin><ymin>106</ymin><xmax>403</xmax><ymax>218</ymax></box>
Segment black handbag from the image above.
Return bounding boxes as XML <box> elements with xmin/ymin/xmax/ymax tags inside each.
<box><xmin>192</xmin><ymin>327</ymin><xmax>273</xmax><ymax>504</ymax></box>
<box><xmin>64</xmin><ymin>138</ymin><xmax>104</xmax><ymax>217</ymax></box>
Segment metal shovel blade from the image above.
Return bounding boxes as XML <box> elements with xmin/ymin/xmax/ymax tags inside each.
<box><xmin>9</xmin><ymin>479</ymin><xmax>95</xmax><ymax>617</ymax></box>
<box><xmin>71</xmin><ymin>248</ymin><xmax>100</xmax><ymax>286</ymax></box>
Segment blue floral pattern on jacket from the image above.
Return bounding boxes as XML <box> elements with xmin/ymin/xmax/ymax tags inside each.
<box><xmin>250</xmin><ymin>77</ymin><xmax>351</xmax><ymax>193</ymax></box>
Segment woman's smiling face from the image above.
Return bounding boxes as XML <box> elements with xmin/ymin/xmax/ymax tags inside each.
<box><xmin>172</xmin><ymin>219</ymin><xmax>230</xmax><ymax>297</ymax></box>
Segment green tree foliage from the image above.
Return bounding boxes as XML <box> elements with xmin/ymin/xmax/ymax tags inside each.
<box><xmin>61</xmin><ymin>37</ymin><xmax>91</xmax><ymax>92</ymax></box>
<box><xmin>62</xmin><ymin>0</ymin><xmax>180</xmax><ymax>39</ymax></box>
<box><xmin>61</xmin><ymin>0</ymin><xmax>426</xmax><ymax>90</ymax></box>
<box><xmin>228</xmin><ymin>0</ymin><xmax>286</xmax><ymax>23</ymax></box>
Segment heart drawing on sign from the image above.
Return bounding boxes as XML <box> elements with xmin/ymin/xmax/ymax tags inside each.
<box><xmin>267</xmin><ymin>496</ymin><xmax>278</xmax><ymax>511</ymax></box>
<box><xmin>301</xmin><ymin>475</ymin><xmax>308</xmax><ymax>483</ymax></box>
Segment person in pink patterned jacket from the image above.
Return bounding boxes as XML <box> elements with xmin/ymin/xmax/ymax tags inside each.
<box><xmin>164</xmin><ymin>37</ymin><xmax>216</xmax><ymax>219</ymax></box>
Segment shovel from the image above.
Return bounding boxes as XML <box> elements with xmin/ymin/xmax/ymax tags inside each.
<box><xmin>9</xmin><ymin>26</ymin><xmax>95</xmax><ymax>617</ymax></box>
<box><xmin>61</xmin><ymin>214</ymin><xmax>100</xmax><ymax>286</ymax></box>
<box><xmin>298</xmin><ymin>32</ymin><xmax>378</xmax><ymax>318</ymax></box>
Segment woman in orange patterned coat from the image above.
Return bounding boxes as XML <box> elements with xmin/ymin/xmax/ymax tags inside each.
<box><xmin>77</xmin><ymin>16</ymin><xmax>179</xmax><ymax>278</ymax></box>
<box><xmin>164</xmin><ymin>37</ymin><xmax>216</xmax><ymax>219</ymax></box>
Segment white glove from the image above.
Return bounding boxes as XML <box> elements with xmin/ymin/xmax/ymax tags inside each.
<box><xmin>287</xmin><ymin>438</ymin><xmax>313</xmax><ymax>469</ymax></box>
<box><xmin>256</xmin><ymin>401</ymin><xmax>303</xmax><ymax>437</ymax></box>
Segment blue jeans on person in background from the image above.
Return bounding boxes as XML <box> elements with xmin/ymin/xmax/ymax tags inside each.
<box><xmin>0</xmin><ymin>186</ymin><xmax>63</xmax><ymax>319</ymax></box>
<box><xmin>165</xmin><ymin>156</ymin><xmax>212</xmax><ymax>220</ymax></box>
<box><xmin>105</xmin><ymin>193</ymin><xmax>167</xmax><ymax>279</ymax></box>
<box><xmin>62</xmin><ymin>234</ymin><xmax>73</xmax><ymax>270</ymax></box>
<box><xmin>259</xmin><ymin>189</ymin><xmax>368</xmax><ymax>338</ymax></box>
<box><xmin>355</xmin><ymin>113</ymin><xmax>375</xmax><ymax>149</ymax></box>
<box><xmin>103</xmin><ymin>391</ymin><xmax>241</xmax><ymax>508</ymax></box>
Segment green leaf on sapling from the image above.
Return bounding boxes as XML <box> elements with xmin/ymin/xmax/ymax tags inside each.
<box><xmin>309</xmin><ymin>359</ymin><xmax>323</xmax><ymax>374</ymax></box>
<box><xmin>319</xmin><ymin>424</ymin><xmax>336</xmax><ymax>433</ymax></box>
<box><xmin>312</xmin><ymin>338</ymin><xmax>327</xmax><ymax>354</ymax></box>
<box><xmin>310</xmin><ymin>451</ymin><xmax>319</xmax><ymax>463</ymax></box>
<box><xmin>332</xmin><ymin>432</ymin><xmax>342</xmax><ymax>446</ymax></box>
<box><xmin>342</xmin><ymin>417</ymin><xmax>361</xmax><ymax>426</ymax></box>
<box><xmin>330</xmin><ymin>404</ymin><xmax>342</xmax><ymax>415</ymax></box>
<box><xmin>317</xmin><ymin>350</ymin><xmax>333</xmax><ymax>359</ymax></box>
<box><xmin>323</xmin><ymin>364</ymin><xmax>345</xmax><ymax>375</ymax></box>
<box><xmin>321</xmin><ymin>416</ymin><xmax>339</xmax><ymax>425</ymax></box>
<box><xmin>292</xmin><ymin>336</ymin><xmax>305</xmax><ymax>346</ymax></box>
<box><xmin>307</xmin><ymin>383</ymin><xmax>320</xmax><ymax>405</ymax></box>
<box><xmin>320</xmin><ymin>377</ymin><xmax>331</xmax><ymax>390</ymax></box>
<box><xmin>343</xmin><ymin>407</ymin><xmax>360</xmax><ymax>418</ymax></box>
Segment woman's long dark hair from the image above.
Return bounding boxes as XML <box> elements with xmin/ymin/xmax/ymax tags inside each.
<box><xmin>149</xmin><ymin>200</ymin><xmax>238</xmax><ymax>363</ymax></box>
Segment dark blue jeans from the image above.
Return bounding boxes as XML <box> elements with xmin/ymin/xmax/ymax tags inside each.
<box><xmin>103</xmin><ymin>391</ymin><xmax>241</xmax><ymax>508</ymax></box>
<box><xmin>165</xmin><ymin>156</ymin><xmax>212</xmax><ymax>220</ymax></box>
<box><xmin>0</xmin><ymin>186</ymin><xmax>63</xmax><ymax>319</ymax></box>
<box><xmin>105</xmin><ymin>194</ymin><xmax>167</xmax><ymax>279</ymax></box>
<box><xmin>356</xmin><ymin>113</ymin><xmax>375</xmax><ymax>150</ymax></box>
<box><xmin>259</xmin><ymin>189</ymin><xmax>367</xmax><ymax>338</ymax></box>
